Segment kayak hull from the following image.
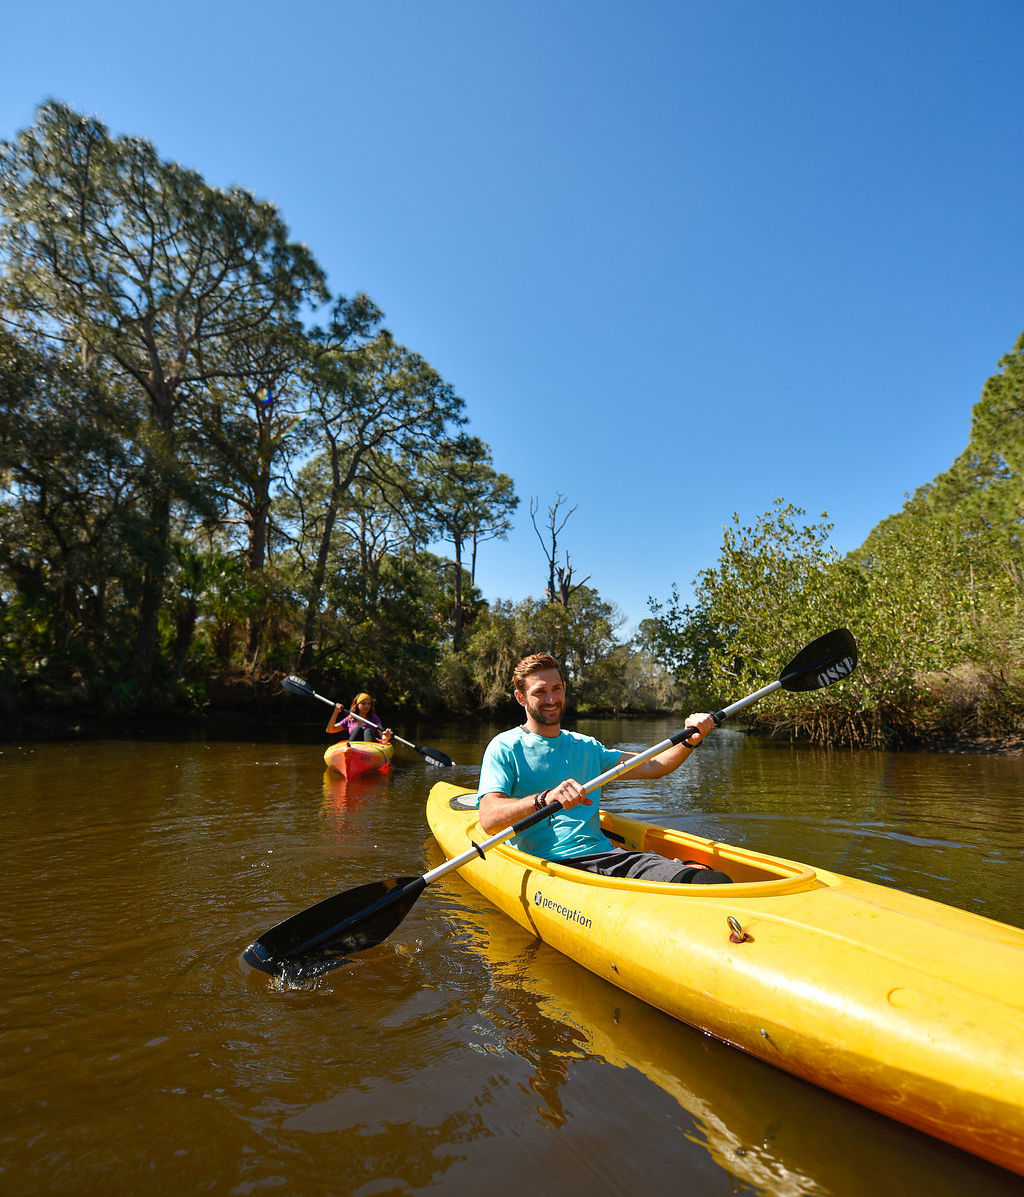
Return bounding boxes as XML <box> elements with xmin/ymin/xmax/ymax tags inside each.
<box><xmin>426</xmin><ymin>781</ymin><xmax>1024</xmax><ymax>1176</ymax></box>
<box><xmin>323</xmin><ymin>740</ymin><xmax>393</xmax><ymax>779</ymax></box>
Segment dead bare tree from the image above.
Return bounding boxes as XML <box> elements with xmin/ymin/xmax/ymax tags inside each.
<box><xmin>530</xmin><ymin>493</ymin><xmax>590</xmax><ymax>606</ymax></box>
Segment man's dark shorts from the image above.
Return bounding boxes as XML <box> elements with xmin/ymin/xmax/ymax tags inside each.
<box><xmin>561</xmin><ymin>847</ymin><xmax>731</xmax><ymax>885</ymax></box>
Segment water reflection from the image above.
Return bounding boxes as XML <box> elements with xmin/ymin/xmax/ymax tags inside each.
<box><xmin>321</xmin><ymin>766</ymin><xmax>392</xmax><ymax>825</ymax></box>
<box><xmin>2</xmin><ymin>731</ymin><xmax>1022</xmax><ymax>1195</ymax></box>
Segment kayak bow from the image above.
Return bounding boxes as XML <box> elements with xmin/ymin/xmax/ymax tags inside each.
<box><xmin>324</xmin><ymin>739</ymin><xmax>394</xmax><ymax>779</ymax></box>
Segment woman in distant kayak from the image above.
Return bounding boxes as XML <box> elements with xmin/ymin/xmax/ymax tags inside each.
<box><xmin>326</xmin><ymin>692</ymin><xmax>393</xmax><ymax>743</ymax></box>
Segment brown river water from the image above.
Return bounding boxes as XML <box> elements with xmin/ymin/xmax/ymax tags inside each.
<box><xmin>3</xmin><ymin>717</ymin><xmax>1024</xmax><ymax>1196</ymax></box>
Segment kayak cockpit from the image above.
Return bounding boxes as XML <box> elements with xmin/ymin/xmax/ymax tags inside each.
<box><xmin>446</xmin><ymin>789</ymin><xmax>820</xmax><ymax>896</ymax></box>
<box><xmin>599</xmin><ymin>810</ymin><xmax>818</xmax><ymax>889</ymax></box>
<box><xmin>486</xmin><ymin>809</ymin><xmax>822</xmax><ymax>897</ymax></box>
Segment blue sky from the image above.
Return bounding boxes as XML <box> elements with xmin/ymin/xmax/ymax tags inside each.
<box><xmin>3</xmin><ymin>1</ymin><xmax>1022</xmax><ymax>632</ymax></box>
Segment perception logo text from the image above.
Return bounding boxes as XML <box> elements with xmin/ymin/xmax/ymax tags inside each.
<box><xmin>533</xmin><ymin>890</ymin><xmax>593</xmax><ymax>929</ymax></box>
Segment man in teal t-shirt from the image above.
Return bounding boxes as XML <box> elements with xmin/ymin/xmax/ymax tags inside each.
<box><xmin>478</xmin><ymin>652</ymin><xmax>732</xmax><ymax>885</ymax></box>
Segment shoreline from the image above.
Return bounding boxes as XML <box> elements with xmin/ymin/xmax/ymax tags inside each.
<box><xmin>4</xmin><ymin>707</ymin><xmax>1024</xmax><ymax>756</ymax></box>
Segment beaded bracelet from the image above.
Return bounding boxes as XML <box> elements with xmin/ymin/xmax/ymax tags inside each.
<box><xmin>534</xmin><ymin>790</ymin><xmax>549</xmax><ymax>811</ymax></box>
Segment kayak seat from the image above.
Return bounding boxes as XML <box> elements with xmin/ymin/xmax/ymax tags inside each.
<box><xmin>679</xmin><ymin>861</ymin><xmax>733</xmax><ymax>885</ymax></box>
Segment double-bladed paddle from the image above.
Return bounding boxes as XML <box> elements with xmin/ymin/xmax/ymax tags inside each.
<box><xmin>248</xmin><ymin>629</ymin><xmax>857</xmax><ymax>982</ymax></box>
<box><xmin>281</xmin><ymin>674</ymin><xmax>454</xmax><ymax>768</ymax></box>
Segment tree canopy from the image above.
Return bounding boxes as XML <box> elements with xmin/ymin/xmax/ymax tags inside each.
<box><xmin>3</xmin><ymin>101</ymin><xmax>1022</xmax><ymax>746</ymax></box>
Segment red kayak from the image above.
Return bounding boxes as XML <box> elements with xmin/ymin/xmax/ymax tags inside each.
<box><xmin>323</xmin><ymin>740</ymin><xmax>394</xmax><ymax>779</ymax></box>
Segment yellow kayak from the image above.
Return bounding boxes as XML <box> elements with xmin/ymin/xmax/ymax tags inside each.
<box><xmin>426</xmin><ymin>781</ymin><xmax>1024</xmax><ymax>1176</ymax></box>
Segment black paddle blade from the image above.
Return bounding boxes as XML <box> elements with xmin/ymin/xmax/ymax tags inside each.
<box><xmin>243</xmin><ymin>875</ymin><xmax>426</xmax><ymax>980</ymax></box>
<box><xmin>282</xmin><ymin>674</ymin><xmax>316</xmax><ymax>698</ymax></box>
<box><xmin>417</xmin><ymin>745</ymin><xmax>454</xmax><ymax>768</ymax></box>
<box><xmin>780</xmin><ymin>628</ymin><xmax>858</xmax><ymax>693</ymax></box>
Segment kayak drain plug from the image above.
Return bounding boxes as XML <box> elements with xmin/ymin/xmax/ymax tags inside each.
<box><xmin>728</xmin><ymin>916</ymin><xmax>752</xmax><ymax>943</ymax></box>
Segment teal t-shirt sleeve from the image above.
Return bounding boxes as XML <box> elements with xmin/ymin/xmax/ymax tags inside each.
<box><xmin>478</xmin><ymin>735</ymin><xmax>517</xmax><ymax>797</ymax></box>
<box><xmin>595</xmin><ymin>741</ymin><xmax>626</xmax><ymax>777</ymax></box>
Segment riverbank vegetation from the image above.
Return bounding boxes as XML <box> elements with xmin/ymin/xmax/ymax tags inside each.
<box><xmin>2</xmin><ymin>102</ymin><xmax>1022</xmax><ymax>749</ymax></box>
<box><xmin>647</xmin><ymin>333</ymin><xmax>1024</xmax><ymax>748</ymax></box>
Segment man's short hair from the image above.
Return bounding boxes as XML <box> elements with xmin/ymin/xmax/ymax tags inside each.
<box><xmin>512</xmin><ymin>652</ymin><xmax>564</xmax><ymax>695</ymax></box>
